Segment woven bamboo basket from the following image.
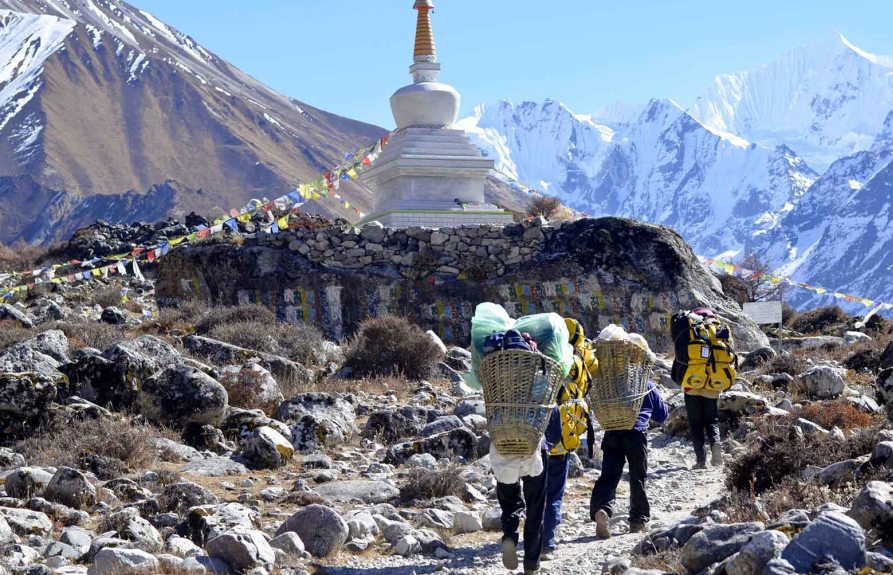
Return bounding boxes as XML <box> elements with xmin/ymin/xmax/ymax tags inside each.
<box><xmin>476</xmin><ymin>349</ymin><xmax>564</xmax><ymax>456</ymax></box>
<box><xmin>590</xmin><ymin>339</ymin><xmax>655</xmax><ymax>431</ymax></box>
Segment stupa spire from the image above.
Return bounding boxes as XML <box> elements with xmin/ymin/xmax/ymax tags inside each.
<box><xmin>413</xmin><ymin>1</ymin><xmax>436</xmax><ymax>62</ymax></box>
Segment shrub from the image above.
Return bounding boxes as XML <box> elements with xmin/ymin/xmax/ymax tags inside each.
<box><xmin>274</xmin><ymin>322</ymin><xmax>327</xmax><ymax>366</ymax></box>
<box><xmin>0</xmin><ymin>242</ymin><xmax>53</xmax><ymax>272</ymax></box>
<box><xmin>760</xmin><ymin>352</ymin><xmax>809</xmax><ymax>377</ymax></box>
<box><xmin>632</xmin><ymin>547</ymin><xmax>685</xmax><ymax>572</ymax></box>
<box><xmin>726</xmin><ymin>419</ymin><xmax>882</xmax><ymax>494</ymax></box>
<box><xmin>344</xmin><ymin>316</ymin><xmax>444</xmax><ymax>380</ymax></box>
<box><xmin>0</xmin><ymin>321</ymin><xmax>36</xmax><ymax>351</ymax></box>
<box><xmin>92</xmin><ymin>286</ymin><xmax>125</xmax><ymax>309</ymax></box>
<box><xmin>400</xmin><ymin>466</ymin><xmax>465</xmax><ymax>501</ymax></box>
<box><xmin>208</xmin><ymin>320</ymin><xmax>276</xmax><ymax>354</ymax></box>
<box><xmin>194</xmin><ymin>304</ymin><xmax>277</xmax><ymax>335</ymax></box>
<box><xmin>525</xmin><ymin>196</ymin><xmax>562</xmax><ymax>220</ymax></box>
<box><xmin>46</xmin><ymin>321</ymin><xmax>125</xmax><ymax>351</ymax></box>
<box><xmin>789</xmin><ymin>306</ymin><xmax>849</xmax><ymax>336</ymax></box>
<box><xmin>15</xmin><ymin>417</ymin><xmax>175</xmax><ymax>479</ymax></box>
<box><xmin>795</xmin><ymin>400</ymin><xmax>877</xmax><ymax>431</ymax></box>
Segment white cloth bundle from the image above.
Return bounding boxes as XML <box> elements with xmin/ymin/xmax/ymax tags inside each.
<box><xmin>595</xmin><ymin>324</ymin><xmax>657</xmax><ymax>363</ymax></box>
<box><xmin>489</xmin><ymin>443</ymin><xmax>543</xmax><ymax>484</ymax></box>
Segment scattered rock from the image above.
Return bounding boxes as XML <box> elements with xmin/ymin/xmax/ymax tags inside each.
<box><xmin>139</xmin><ymin>365</ymin><xmax>228</xmax><ymax>428</ymax></box>
<box><xmin>100</xmin><ymin>307</ymin><xmax>128</xmax><ymax>325</ymax></box>
<box><xmin>241</xmin><ymin>426</ymin><xmax>294</xmax><ymax>469</ymax></box>
<box><xmin>781</xmin><ymin>511</ymin><xmax>866</xmax><ymax>572</ymax></box>
<box><xmin>680</xmin><ymin>522</ymin><xmax>764</xmax><ymax>573</ymax></box>
<box><xmin>5</xmin><ymin>467</ymin><xmax>53</xmax><ymax>500</ymax></box>
<box><xmin>205</xmin><ymin>527</ymin><xmax>276</xmax><ymax>572</ymax></box>
<box><xmin>796</xmin><ymin>365</ymin><xmax>846</xmax><ymax>399</ymax></box>
<box><xmin>313</xmin><ymin>480</ymin><xmax>399</xmax><ymax>504</ymax></box>
<box><xmin>276</xmin><ymin>393</ymin><xmax>357</xmax><ymax>452</ymax></box>
<box><xmin>276</xmin><ymin>504</ymin><xmax>348</xmax><ymax>558</ymax></box>
<box><xmin>724</xmin><ymin>530</ymin><xmax>789</xmax><ymax>575</ymax></box>
<box><xmin>269</xmin><ymin>532</ymin><xmax>305</xmax><ymax>557</ymax></box>
<box><xmin>88</xmin><ymin>548</ymin><xmax>159</xmax><ymax>575</ymax></box>
<box><xmin>44</xmin><ymin>467</ymin><xmax>97</xmax><ymax>510</ymax></box>
<box><xmin>159</xmin><ymin>482</ymin><xmax>219</xmax><ymax>515</ymax></box>
<box><xmin>849</xmin><ymin>481</ymin><xmax>893</xmax><ymax>544</ymax></box>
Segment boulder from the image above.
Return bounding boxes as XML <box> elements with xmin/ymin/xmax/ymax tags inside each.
<box><xmin>444</xmin><ymin>347</ymin><xmax>472</xmax><ymax>373</ymax></box>
<box><xmin>275</xmin><ymin>393</ymin><xmax>357</xmax><ymax>452</ymax></box>
<box><xmin>719</xmin><ymin>391</ymin><xmax>768</xmax><ymax>414</ymax></box>
<box><xmin>159</xmin><ymin>482</ymin><xmax>219</xmax><ymax>515</ymax></box>
<box><xmin>453</xmin><ymin>511</ymin><xmax>482</xmax><ymax>534</ymax></box>
<box><xmin>419</xmin><ymin>415</ymin><xmax>465</xmax><ymax>438</ymax></box>
<box><xmin>87</xmin><ymin>548</ymin><xmax>158</xmax><ymax>575</ymax></box>
<box><xmin>455</xmin><ymin>399</ymin><xmax>485</xmax><ymax>418</ymax></box>
<box><xmin>739</xmin><ymin>347</ymin><xmax>777</xmax><ymax>372</ymax></box>
<box><xmin>5</xmin><ymin>467</ymin><xmax>54</xmax><ymax>500</ymax></box>
<box><xmin>205</xmin><ymin>528</ymin><xmax>275</xmax><ymax>572</ymax></box>
<box><xmin>680</xmin><ymin>522</ymin><xmax>764</xmax><ymax>573</ymax></box>
<box><xmin>138</xmin><ymin>365</ymin><xmax>228</xmax><ymax>428</ymax></box>
<box><xmin>724</xmin><ymin>530</ymin><xmax>789</xmax><ymax>575</ymax></box>
<box><xmin>796</xmin><ymin>365</ymin><xmax>846</xmax><ymax>399</ymax></box>
<box><xmin>148</xmin><ymin>437</ymin><xmax>205</xmax><ymax>463</ymax></box>
<box><xmin>345</xmin><ymin>511</ymin><xmax>379</xmax><ymax>542</ymax></box>
<box><xmin>100</xmin><ymin>307</ymin><xmax>128</xmax><ymax>325</ymax></box>
<box><xmin>0</xmin><ymin>373</ymin><xmax>57</xmax><ymax>420</ymax></box>
<box><xmin>847</xmin><ymin>395</ymin><xmax>881</xmax><ymax>414</ymax></box>
<box><xmin>103</xmin><ymin>508</ymin><xmax>163</xmax><ymax>552</ymax></box>
<box><xmin>362</xmin><ymin>406</ymin><xmax>434</xmax><ymax>442</ymax></box>
<box><xmin>313</xmin><ymin>480</ymin><xmax>399</xmax><ymax>504</ymax></box>
<box><xmin>220</xmin><ymin>408</ymin><xmax>291</xmax><ymax>445</ymax></box>
<box><xmin>845</xmin><ymin>331</ymin><xmax>873</xmax><ymax>345</ymax></box>
<box><xmin>849</xmin><ymin>481</ymin><xmax>893</xmax><ymax>543</ymax></box>
<box><xmin>60</xmin><ymin>526</ymin><xmax>94</xmax><ymax>555</ymax></box>
<box><xmin>0</xmin><ymin>304</ymin><xmax>33</xmax><ymax>328</ymax></box>
<box><xmin>165</xmin><ymin>535</ymin><xmax>203</xmax><ymax>558</ymax></box>
<box><xmin>241</xmin><ymin>426</ymin><xmax>294</xmax><ymax>469</ymax></box>
<box><xmin>276</xmin><ymin>504</ymin><xmax>348</xmax><ymax>558</ymax></box>
<box><xmin>385</xmin><ymin>428</ymin><xmax>478</xmax><ymax>465</ymax></box>
<box><xmin>810</xmin><ymin>457</ymin><xmax>867</xmax><ymax>487</ymax></box>
<box><xmin>269</xmin><ymin>531</ymin><xmax>305</xmax><ymax>556</ymax></box>
<box><xmin>877</xmin><ymin>368</ymin><xmax>893</xmax><ymax>404</ymax></box>
<box><xmin>181</xmin><ymin>457</ymin><xmax>248</xmax><ymax>478</ymax></box>
<box><xmin>0</xmin><ymin>447</ymin><xmax>25</xmax><ymax>469</ymax></box>
<box><xmin>781</xmin><ymin>511</ymin><xmax>866</xmax><ymax>572</ymax></box>
<box><xmin>183</xmin><ymin>334</ymin><xmax>313</xmax><ymax>383</ymax></box>
<box><xmin>217</xmin><ymin>363</ymin><xmax>283</xmax><ymax>412</ymax></box>
<box><xmin>8</xmin><ymin>330</ymin><xmax>70</xmax><ymax>363</ymax></box>
<box><xmin>181</xmin><ymin>503</ymin><xmax>260</xmax><ymax>546</ymax></box>
<box><xmin>0</xmin><ymin>507</ymin><xmax>53</xmax><ymax>536</ymax></box>
<box><xmin>414</xmin><ymin>508</ymin><xmax>454</xmax><ymax>530</ymax></box>
<box><xmin>43</xmin><ymin>467</ymin><xmax>97</xmax><ymax>510</ymax></box>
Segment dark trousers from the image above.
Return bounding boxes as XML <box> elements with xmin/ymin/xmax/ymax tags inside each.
<box><xmin>589</xmin><ymin>430</ymin><xmax>650</xmax><ymax>524</ymax></box>
<box><xmin>496</xmin><ymin>449</ymin><xmax>548</xmax><ymax>570</ymax></box>
<box><xmin>684</xmin><ymin>393</ymin><xmax>720</xmax><ymax>463</ymax></box>
<box><xmin>543</xmin><ymin>453</ymin><xmax>570</xmax><ymax>549</ymax></box>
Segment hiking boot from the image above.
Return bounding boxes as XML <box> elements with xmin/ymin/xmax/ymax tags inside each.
<box><xmin>501</xmin><ymin>537</ymin><xmax>519</xmax><ymax>570</ymax></box>
<box><xmin>711</xmin><ymin>443</ymin><xmax>724</xmax><ymax>467</ymax></box>
<box><xmin>595</xmin><ymin>509</ymin><xmax>611</xmax><ymax>539</ymax></box>
<box><xmin>693</xmin><ymin>460</ymin><xmax>707</xmax><ymax>470</ymax></box>
<box><xmin>629</xmin><ymin>522</ymin><xmax>646</xmax><ymax>534</ymax></box>
<box><xmin>540</xmin><ymin>546</ymin><xmax>556</xmax><ymax>561</ymax></box>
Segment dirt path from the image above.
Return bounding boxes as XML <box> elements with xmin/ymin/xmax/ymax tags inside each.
<box><xmin>318</xmin><ymin>431</ymin><xmax>725</xmax><ymax>575</ymax></box>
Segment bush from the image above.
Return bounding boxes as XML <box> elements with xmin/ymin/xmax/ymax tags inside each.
<box><xmin>15</xmin><ymin>417</ymin><xmax>175</xmax><ymax>479</ymax></box>
<box><xmin>400</xmin><ymin>466</ymin><xmax>465</xmax><ymax>501</ymax></box>
<box><xmin>790</xmin><ymin>306</ymin><xmax>849</xmax><ymax>335</ymax></box>
<box><xmin>208</xmin><ymin>320</ymin><xmax>276</xmax><ymax>354</ymax></box>
<box><xmin>0</xmin><ymin>320</ymin><xmax>36</xmax><ymax>351</ymax></box>
<box><xmin>795</xmin><ymin>400</ymin><xmax>877</xmax><ymax>431</ymax></box>
<box><xmin>47</xmin><ymin>321</ymin><xmax>125</xmax><ymax>351</ymax></box>
<box><xmin>525</xmin><ymin>196</ymin><xmax>562</xmax><ymax>220</ymax></box>
<box><xmin>194</xmin><ymin>303</ymin><xmax>277</xmax><ymax>334</ymax></box>
<box><xmin>92</xmin><ymin>286</ymin><xmax>124</xmax><ymax>309</ymax></box>
<box><xmin>344</xmin><ymin>316</ymin><xmax>444</xmax><ymax>380</ymax></box>
<box><xmin>760</xmin><ymin>352</ymin><xmax>809</xmax><ymax>377</ymax></box>
<box><xmin>726</xmin><ymin>419</ymin><xmax>882</xmax><ymax>494</ymax></box>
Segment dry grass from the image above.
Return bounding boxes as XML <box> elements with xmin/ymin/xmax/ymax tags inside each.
<box><xmin>759</xmin><ymin>352</ymin><xmax>811</xmax><ymax>377</ymax></box>
<box><xmin>794</xmin><ymin>400</ymin><xmax>878</xmax><ymax>431</ymax></box>
<box><xmin>788</xmin><ymin>306</ymin><xmax>850</xmax><ymax>336</ymax></box>
<box><xmin>46</xmin><ymin>320</ymin><xmax>126</xmax><ymax>350</ymax></box>
<box><xmin>400</xmin><ymin>465</ymin><xmax>466</xmax><ymax>502</ymax></box>
<box><xmin>632</xmin><ymin>547</ymin><xmax>685</xmax><ymax>573</ymax></box>
<box><xmin>344</xmin><ymin>316</ymin><xmax>444</xmax><ymax>380</ymax></box>
<box><xmin>91</xmin><ymin>286</ymin><xmax>125</xmax><ymax>309</ymax></box>
<box><xmin>0</xmin><ymin>242</ymin><xmax>55</xmax><ymax>272</ymax></box>
<box><xmin>15</xmin><ymin>417</ymin><xmax>178</xmax><ymax>480</ymax></box>
<box><xmin>0</xmin><ymin>320</ymin><xmax>38</xmax><ymax>351</ymax></box>
<box><xmin>525</xmin><ymin>196</ymin><xmax>562</xmax><ymax>220</ymax></box>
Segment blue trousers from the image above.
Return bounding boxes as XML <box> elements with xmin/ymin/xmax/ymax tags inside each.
<box><xmin>543</xmin><ymin>453</ymin><xmax>570</xmax><ymax>549</ymax></box>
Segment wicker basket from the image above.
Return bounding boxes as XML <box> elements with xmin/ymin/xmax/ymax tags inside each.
<box><xmin>590</xmin><ymin>339</ymin><xmax>655</xmax><ymax>431</ymax></box>
<box><xmin>476</xmin><ymin>349</ymin><xmax>564</xmax><ymax>456</ymax></box>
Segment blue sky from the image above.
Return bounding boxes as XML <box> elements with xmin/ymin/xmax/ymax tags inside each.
<box><xmin>136</xmin><ymin>0</ymin><xmax>893</xmax><ymax>129</ymax></box>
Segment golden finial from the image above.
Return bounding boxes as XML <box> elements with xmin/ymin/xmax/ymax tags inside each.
<box><xmin>413</xmin><ymin>0</ymin><xmax>436</xmax><ymax>61</ymax></box>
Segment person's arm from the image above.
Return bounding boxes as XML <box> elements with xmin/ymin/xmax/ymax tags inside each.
<box><xmin>648</xmin><ymin>384</ymin><xmax>670</xmax><ymax>424</ymax></box>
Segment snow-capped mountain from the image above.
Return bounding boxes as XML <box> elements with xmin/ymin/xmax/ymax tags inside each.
<box><xmin>460</xmin><ymin>98</ymin><xmax>816</xmax><ymax>255</ymax></box>
<box><xmin>0</xmin><ymin>0</ymin><xmax>386</xmax><ymax>243</ymax></box>
<box><xmin>459</xmin><ymin>33</ymin><xmax>893</xmax><ymax>308</ymax></box>
<box><xmin>689</xmin><ymin>33</ymin><xmax>893</xmax><ymax>172</ymax></box>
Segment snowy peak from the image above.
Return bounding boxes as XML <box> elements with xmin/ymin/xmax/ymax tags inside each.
<box><xmin>689</xmin><ymin>32</ymin><xmax>893</xmax><ymax>170</ymax></box>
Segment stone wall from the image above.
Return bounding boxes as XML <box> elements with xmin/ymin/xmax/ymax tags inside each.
<box><xmin>155</xmin><ymin>217</ymin><xmax>768</xmax><ymax>352</ymax></box>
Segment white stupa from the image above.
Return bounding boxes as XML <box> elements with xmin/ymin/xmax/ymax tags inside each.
<box><xmin>359</xmin><ymin>1</ymin><xmax>513</xmax><ymax>228</ymax></box>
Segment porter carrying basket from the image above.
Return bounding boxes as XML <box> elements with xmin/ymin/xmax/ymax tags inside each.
<box><xmin>476</xmin><ymin>349</ymin><xmax>565</xmax><ymax>456</ymax></box>
<box><xmin>589</xmin><ymin>339</ymin><xmax>655</xmax><ymax>431</ymax></box>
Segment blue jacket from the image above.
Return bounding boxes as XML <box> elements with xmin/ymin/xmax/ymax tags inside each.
<box><xmin>634</xmin><ymin>382</ymin><xmax>669</xmax><ymax>432</ymax></box>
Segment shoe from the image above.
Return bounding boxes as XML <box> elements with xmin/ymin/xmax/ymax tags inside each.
<box><xmin>629</xmin><ymin>522</ymin><xmax>646</xmax><ymax>534</ymax></box>
<box><xmin>693</xmin><ymin>460</ymin><xmax>707</xmax><ymax>470</ymax></box>
<box><xmin>501</xmin><ymin>537</ymin><xmax>519</xmax><ymax>570</ymax></box>
<box><xmin>525</xmin><ymin>569</ymin><xmax>540</xmax><ymax>575</ymax></box>
<box><xmin>711</xmin><ymin>443</ymin><xmax>724</xmax><ymax>467</ymax></box>
<box><xmin>595</xmin><ymin>509</ymin><xmax>611</xmax><ymax>539</ymax></box>
<box><xmin>540</xmin><ymin>546</ymin><xmax>556</xmax><ymax>561</ymax></box>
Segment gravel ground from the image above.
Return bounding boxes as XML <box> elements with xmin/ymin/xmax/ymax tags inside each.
<box><xmin>319</xmin><ymin>431</ymin><xmax>725</xmax><ymax>575</ymax></box>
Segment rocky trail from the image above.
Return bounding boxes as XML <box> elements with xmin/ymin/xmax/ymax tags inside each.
<box><xmin>319</xmin><ymin>432</ymin><xmax>726</xmax><ymax>575</ymax></box>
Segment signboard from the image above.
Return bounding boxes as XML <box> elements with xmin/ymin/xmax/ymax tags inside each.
<box><xmin>743</xmin><ymin>301</ymin><xmax>783</xmax><ymax>325</ymax></box>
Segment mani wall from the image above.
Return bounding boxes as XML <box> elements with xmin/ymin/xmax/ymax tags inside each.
<box><xmin>155</xmin><ymin>217</ymin><xmax>768</xmax><ymax>353</ymax></box>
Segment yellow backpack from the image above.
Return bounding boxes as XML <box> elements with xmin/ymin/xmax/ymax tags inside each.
<box><xmin>670</xmin><ymin>310</ymin><xmax>737</xmax><ymax>392</ymax></box>
<box><xmin>551</xmin><ymin>318</ymin><xmax>599</xmax><ymax>457</ymax></box>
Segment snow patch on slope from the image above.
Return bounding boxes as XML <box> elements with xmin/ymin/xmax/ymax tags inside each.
<box><xmin>0</xmin><ymin>9</ymin><xmax>75</xmax><ymax>132</ymax></box>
